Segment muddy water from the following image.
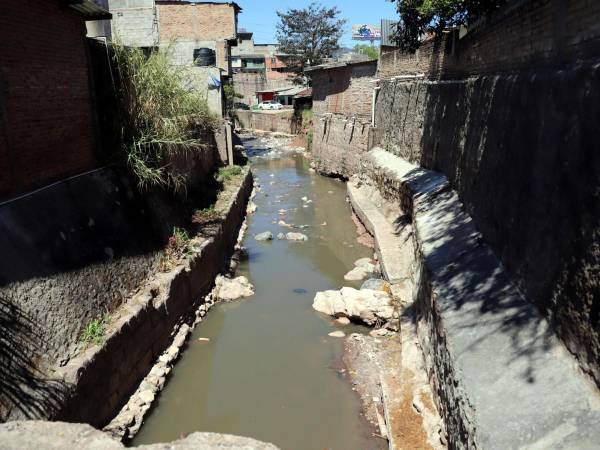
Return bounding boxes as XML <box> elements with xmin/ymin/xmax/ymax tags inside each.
<box><xmin>131</xmin><ymin>138</ymin><xmax>380</xmax><ymax>450</ymax></box>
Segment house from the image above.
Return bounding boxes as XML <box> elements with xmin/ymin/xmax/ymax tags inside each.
<box><xmin>1</xmin><ymin>0</ymin><xmax>111</xmax><ymax>200</ymax></box>
<box><xmin>305</xmin><ymin>60</ymin><xmax>378</xmax><ymax>118</ymax></box>
<box><xmin>87</xmin><ymin>0</ymin><xmax>242</xmax><ymax>116</ymax></box>
<box><xmin>230</xmin><ymin>30</ymin><xmax>295</xmax><ymax>106</ymax></box>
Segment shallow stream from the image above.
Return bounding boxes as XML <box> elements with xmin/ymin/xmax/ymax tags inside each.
<box><xmin>131</xmin><ymin>136</ymin><xmax>379</xmax><ymax>449</ymax></box>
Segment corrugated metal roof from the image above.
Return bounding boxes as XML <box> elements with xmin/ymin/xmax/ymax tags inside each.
<box><xmin>65</xmin><ymin>0</ymin><xmax>112</xmax><ymax>20</ymax></box>
<box><xmin>304</xmin><ymin>59</ymin><xmax>377</xmax><ymax>73</ymax></box>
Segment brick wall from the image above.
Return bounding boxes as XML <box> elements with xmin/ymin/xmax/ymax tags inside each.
<box><xmin>311</xmin><ymin>61</ymin><xmax>377</xmax><ymax>118</ymax></box>
<box><xmin>377</xmin><ymin>0</ymin><xmax>600</xmax><ymax>80</ymax></box>
<box><xmin>0</xmin><ymin>0</ymin><xmax>98</xmax><ymax>200</ymax></box>
<box><xmin>157</xmin><ymin>2</ymin><xmax>237</xmax><ymax>42</ymax></box>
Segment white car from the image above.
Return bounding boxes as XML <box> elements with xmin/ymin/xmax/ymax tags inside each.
<box><xmin>258</xmin><ymin>101</ymin><xmax>284</xmax><ymax>110</ymax></box>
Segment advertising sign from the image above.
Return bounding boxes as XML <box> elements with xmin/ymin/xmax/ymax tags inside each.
<box><xmin>352</xmin><ymin>24</ymin><xmax>382</xmax><ymax>41</ymax></box>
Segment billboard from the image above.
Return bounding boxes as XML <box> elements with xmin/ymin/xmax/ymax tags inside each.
<box><xmin>352</xmin><ymin>24</ymin><xmax>382</xmax><ymax>41</ymax></box>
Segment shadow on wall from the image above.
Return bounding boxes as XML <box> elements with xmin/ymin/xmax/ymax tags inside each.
<box><xmin>401</xmin><ymin>168</ymin><xmax>555</xmax><ymax>384</ymax></box>
<box><xmin>374</xmin><ymin>12</ymin><xmax>600</xmax><ymax>384</ymax></box>
<box><xmin>0</xmin><ymin>296</ymin><xmax>67</xmax><ymax>422</ymax></box>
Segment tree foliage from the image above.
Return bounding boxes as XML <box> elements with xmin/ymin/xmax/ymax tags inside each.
<box><xmin>353</xmin><ymin>44</ymin><xmax>379</xmax><ymax>60</ymax></box>
<box><xmin>390</xmin><ymin>0</ymin><xmax>507</xmax><ymax>51</ymax></box>
<box><xmin>276</xmin><ymin>2</ymin><xmax>347</xmax><ymax>79</ymax></box>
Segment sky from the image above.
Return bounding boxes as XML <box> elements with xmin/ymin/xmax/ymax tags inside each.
<box><xmin>235</xmin><ymin>0</ymin><xmax>398</xmax><ymax>48</ymax></box>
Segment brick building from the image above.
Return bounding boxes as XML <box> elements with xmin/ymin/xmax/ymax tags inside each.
<box><xmin>230</xmin><ymin>30</ymin><xmax>294</xmax><ymax>106</ymax></box>
<box><xmin>0</xmin><ymin>0</ymin><xmax>111</xmax><ymax>200</ymax></box>
<box><xmin>306</xmin><ymin>60</ymin><xmax>378</xmax><ymax>118</ymax></box>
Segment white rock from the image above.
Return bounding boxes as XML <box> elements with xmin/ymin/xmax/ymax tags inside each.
<box><xmin>328</xmin><ymin>331</ymin><xmax>346</xmax><ymax>338</ymax></box>
<box><xmin>343</xmin><ymin>266</ymin><xmax>370</xmax><ymax>281</ymax></box>
<box><xmin>313</xmin><ymin>287</ymin><xmax>394</xmax><ymax>326</ymax></box>
<box><xmin>138</xmin><ymin>390</ymin><xmax>155</xmax><ymax>405</ymax></box>
<box><xmin>247</xmin><ymin>201</ymin><xmax>257</xmax><ymax>214</ymax></box>
<box><xmin>286</xmin><ymin>232</ymin><xmax>308</xmax><ymax>241</ymax></box>
<box><xmin>215</xmin><ymin>275</ymin><xmax>255</xmax><ymax>301</ymax></box>
<box><xmin>354</xmin><ymin>257</ymin><xmax>374</xmax><ymax>268</ymax></box>
<box><xmin>254</xmin><ymin>231</ymin><xmax>273</xmax><ymax>241</ymax></box>
<box><xmin>336</xmin><ymin>317</ymin><xmax>351</xmax><ymax>325</ymax></box>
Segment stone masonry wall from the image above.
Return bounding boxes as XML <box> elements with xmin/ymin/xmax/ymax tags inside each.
<box><xmin>311</xmin><ymin>114</ymin><xmax>370</xmax><ymax>179</ymax></box>
<box><xmin>0</xmin><ymin>142</ymin><xmax>221</xmax><ymax>422</ymax></box>
<box><xmin>373</xmin><ymin>65</ymin><xmax>600</xmax><ymax>385</ymax></box>
<box><xmin>236</xmin><ymin>110</ymin><xmax>298</xmax><ymax>135</ymax></box>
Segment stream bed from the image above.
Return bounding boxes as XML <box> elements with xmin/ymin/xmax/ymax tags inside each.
<box><xmin>131</xmin><ymin>135</ymin><xmax>381</xmax><ymax>450</ymax></box>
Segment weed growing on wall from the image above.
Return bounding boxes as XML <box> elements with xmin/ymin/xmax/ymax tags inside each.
<box><xmin>112</xmin><ymin>43</ymin><xmax>217</xmax><ymax>191</ymax></box>
<box><xmin>217</xmin><ymin>165</ymin><xmax>243</xmax><ymax>182</ymax></box>
<box><xmin>81</xmin><ymin>315</ymin><xmax>110</xmax><ymax>346</ymax></box>
<box><xmin>161</xmin><ymin>226</ymin><xmax>194</xmax><ymax>271</ymax></box>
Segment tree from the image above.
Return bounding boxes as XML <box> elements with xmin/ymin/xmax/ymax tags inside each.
<box><xmin>276</xmin><ymin>2</ymin><xmax>347</xmax><ymax>80</ymax></box>
<box><xmin>353</xmin><ymin>44</ymin><xmax>379</xmax><ymax>60</ymax></box>
<box><xmin>390</xmin><ymin>0</ymin><xmax>507</xmax><ymax>52</ymax></box>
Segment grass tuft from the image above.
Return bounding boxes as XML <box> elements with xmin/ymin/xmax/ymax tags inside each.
<box><xmin>112</xmin><ymin>42</ymin><xmax>217</xmax><ymax>192</ymax></box>
<box><xmin>81</xmin><ymin>315</ymin><xmax>110</xmax><ymax>346</ymax></box>
<box><xmin>217</xmin><ymin>165</ymin><xmax>243</xmax><ymax>182</ymax></box>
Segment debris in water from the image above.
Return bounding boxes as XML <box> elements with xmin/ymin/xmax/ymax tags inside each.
<box><xmin>293</xmin><ymin>288</ymin><xmax>308</xmax><ymax>294</ymax></box>
<box><xmin>198</xmin><ymin>338</ymin><xmax>210</xmax><ymax>342</ymax></box>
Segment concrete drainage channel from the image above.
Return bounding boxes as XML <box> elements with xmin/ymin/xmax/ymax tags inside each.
<box><xmin>351</xmin><ymin>148</ymin><xmax>600</xmax><ymax>449</ymax></box>
<box><xmin>53</xmin><ymin>167</ymin><xmax>254</xmax><ymax>435</ymax></box>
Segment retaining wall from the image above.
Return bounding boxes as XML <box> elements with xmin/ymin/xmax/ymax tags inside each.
<box><xmin>352</xmin><ymin>148</ymin><xmax>600</xmax><ymax>449</ymax></box>
<box><xmin>373</xmin><ymin>65</ymin><xmax>600</xmax><ymax>385</ymax></box>
<box><xmin>236</xmin><ymin>110</ymin><xmax>298</xmax><ymax>134</ymax></box>
<box><xmin>55</xmin><ymin>168</ymin><xmax>253</xmax><ymax>427</ymax></box>
<box><xmin>311</xmin><ymin>114</ymin><xmax>370</xmax><ymax>179</ymax></box>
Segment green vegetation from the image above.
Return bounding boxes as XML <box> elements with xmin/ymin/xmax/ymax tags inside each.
<box><xmin>353</xmin><ymin>44</ymin><xmax>379</xmax><ymax>60</ymax></box>
<box><xmin>301</xmin><ymin>108</ymin><xmax>314</xmax><ymax>127</ymax></box>
<box><xmin>306</xmin><ymin>129</ymin><xmax>314</xmax><ymax>152</ymax></box>
<box><xmin>390</xmin><ymin>0</ymin><xmax>507</xmax><ymax>51</ymax></box>
<box><xmin>112</xmin><ymin>43</ymin><xmax>216</xmax><ymax>191</ymax></box>
<box><xmin>276</xmin><ymin>2</ymin><xmax>347</xmax><ymax>78</ymax></box>
<box><xmin>217</xmin><ymin>165</ymin><xmax>243</xmax><ymax>182</ymax></box>
<box><xmin>81</xmin><ymin>315</ymin><xmax>110</xmax><ymax>346</ymax></box>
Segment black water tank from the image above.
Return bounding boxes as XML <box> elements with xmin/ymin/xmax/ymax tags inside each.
<box><xmin>194</xmin><ymin>48</ymin><xmax>216</xmax><ymax>66</ymax></box>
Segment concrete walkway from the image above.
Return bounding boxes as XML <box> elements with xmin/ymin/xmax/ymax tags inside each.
<box><xmin>350</xmin><ymin>147</ymin><xmax>600</xmax><ymax>449</ymax></box>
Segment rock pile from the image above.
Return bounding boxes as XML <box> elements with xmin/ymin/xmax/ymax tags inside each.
<box><xmin>313</xmin><ymin>287</ymin><xmax>394</xmax><ymax>327</ymax></box>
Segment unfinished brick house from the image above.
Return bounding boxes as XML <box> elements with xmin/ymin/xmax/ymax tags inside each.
<box><xmin>306</xmin><ymin>60</ymin><xmax>378</xmax><ymax>119</ymax></box>
<box><xmin>0</xmin><ymin>0</ymin><xmax>111</xmax><ymax>200</ymax></box>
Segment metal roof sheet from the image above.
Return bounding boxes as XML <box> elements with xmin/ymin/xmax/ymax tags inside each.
<box><xmin>64</xmin><ymin>0</ymin><xmax>112</xmax><ymax>20</ymax></box>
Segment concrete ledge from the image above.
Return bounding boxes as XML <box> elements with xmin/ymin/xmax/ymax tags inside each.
<box><xmin>0</xmin><ymin>421</ymin><xmax>280</xmax><ymax>449</ymax></box>
<box><xmin>54</xmin><ymin>168</ymin><xmax>253</xmax><ymax>428</ymax></box>
<box><xmin>357</xmin><ymin>148</ymin><xmax>600</xmax><ymax>449</ymax></box>
<box><xmin>347</xmin><ymin>181</ymin><xmax>412</xmax><ymax>285</ymax></box>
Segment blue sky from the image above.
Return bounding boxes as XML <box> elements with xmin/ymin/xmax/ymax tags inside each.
<box><xmin>235</xmin><ymin>0</ymin><xmax>398</xmax><ymax>48</ymax></box>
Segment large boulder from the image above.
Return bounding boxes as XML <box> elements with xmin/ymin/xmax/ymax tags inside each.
<box><xmin>254</xmin><ymin>231</ymin><xmax>273</xmax><ymax>241</ymax></box>
<box><xmin>215</xmin><ymin>275</ymin><xmax>255</xmax><ymax>301</ymax></box>
<box><xmin>312</xmin><ymin>287</ymin><xmax>394</xmax><ymax>326</ymax></box>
